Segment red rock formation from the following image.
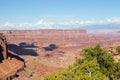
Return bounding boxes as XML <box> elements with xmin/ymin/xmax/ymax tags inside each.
<box><xmin>0</xmin><ymin>33</ymin><xmax>24</xmax><ymax>80</ymax></box>
<box><xmin>0</xmin><ymin>33</ymin><xmax>7</xmax><ymax>61</ymax></box>
<box><xmin>0</xmin><ymin>30</ymin><xmax>87</xmax><ymax>36</ymax></box>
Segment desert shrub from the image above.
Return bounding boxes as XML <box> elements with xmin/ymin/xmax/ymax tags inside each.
<box><xmin>44</xmin><ymin>58</ymin><xmax>106</xmax><ymax>80</ymax></box>
<box><xmin>116</xmin><ymin>46</ymin><xmax>120</xmax><ymax>54</ymax></box>
<box><xmin>82</xmin><ymin>45</ymin><xmax>115</xmax><ymax>79</ymax></box>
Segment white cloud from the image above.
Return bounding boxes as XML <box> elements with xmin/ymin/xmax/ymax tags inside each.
<box><xmin>35</xmin><ymin>19</ymin><xmax>54</xmax><ymax>27</ymax></box>
<box><xmin>17</xmin><ymin>23</ymin><xmax>33</xmax><ymax>27</ymax></box>
<box><xmin>107</xmin><ymin>17</ymin><xmax>120</xmax><ymax>24</ymax></box>
<box><xmin>0</xmin><ymin>22</ymin><xmax>15</xmax><ymax>27</ymax></box>
<box><xmin>79</xmin><ymin>20</ymin><xmax>97</xmax><ymax>26</ymax></box>
<box><xmin>57</xmin><ymin>20</ymin><xmax>97</xmax><ymax>27</ymax></box>
<box><xmin>0</xmin><ymin>17</ymin><xmax>120</xmax><ymax>30</ymax></box>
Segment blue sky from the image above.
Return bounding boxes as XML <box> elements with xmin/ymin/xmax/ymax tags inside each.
<box><xmin>0</xmin><ymin>0</ymin><xmax>120</xmax><ymax>30</ymax></box>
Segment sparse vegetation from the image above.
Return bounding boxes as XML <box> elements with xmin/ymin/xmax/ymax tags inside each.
<box><xmin>43</xmin><ymin>45</ymin><xmax>120</xmax><ymax>80</ymax></box>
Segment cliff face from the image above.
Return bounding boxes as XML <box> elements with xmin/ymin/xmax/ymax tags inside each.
<box><xmin>0</xmin><ymin>30</ymin><xmax>120</xmax><ymax>47</ymax></box>
<box><xmin>0</xmin><ymin>30</ymin><xmax>87</xmax><ymax>36</ymax></box>
<box><xmin>0</xmin><ymin>33</ymin><xmax>24</xmax><ymax>80</ymax></box>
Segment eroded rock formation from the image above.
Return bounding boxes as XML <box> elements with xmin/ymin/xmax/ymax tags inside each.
<box><xmin>0</xmin><ymin>33</ymin><xmax>24</xmax><ymax>80</ymax></box>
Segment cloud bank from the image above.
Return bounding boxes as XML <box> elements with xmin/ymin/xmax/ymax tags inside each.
<box><xmin>0</xmin><ymin>17</ymin><xmax>120</xmax><ymax>30</ymax></box>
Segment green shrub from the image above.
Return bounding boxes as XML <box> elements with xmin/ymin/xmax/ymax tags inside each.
<box><xmin>116</xmin><ymin>46</ymin><xmax>120</xmax><ymax>54</ymax></box>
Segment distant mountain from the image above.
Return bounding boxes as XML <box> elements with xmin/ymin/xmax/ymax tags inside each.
<box><xmin>76</xmin><ymin>24</ymin><xmax>120</xmax><ymax>30</ymax></box>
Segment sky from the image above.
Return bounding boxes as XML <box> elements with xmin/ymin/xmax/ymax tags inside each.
<box><xmin>0</xmin><ymin>0</ymin><xmax>120</xmax><ymax>30</ymax></box>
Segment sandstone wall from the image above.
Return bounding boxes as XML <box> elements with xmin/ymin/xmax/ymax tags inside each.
<box><xmin>0</xmin><ymin>30</ymin><xmax>87</xmax><ymax>37</ymax></box>
<box><xmin>0</xmin><ymin>30</ymin><xmax>119</xmax><ymax>48</ymax></box>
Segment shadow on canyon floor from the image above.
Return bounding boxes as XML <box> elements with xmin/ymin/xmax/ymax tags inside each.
<box><xmin>7</xmin><ymin>42</ymin><xmax>38</xmax><ymax>56</ymax></box>
<box><xmin>43</xmin><ymin>44</ymin><xmax>58</xmax><ymax>51</ymax></box>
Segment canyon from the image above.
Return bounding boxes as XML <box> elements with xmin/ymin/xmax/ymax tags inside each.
<box><xmin>0</xmin><ymin>30</ymin><xmax>120</xmax><ymax>80</ymax></box>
